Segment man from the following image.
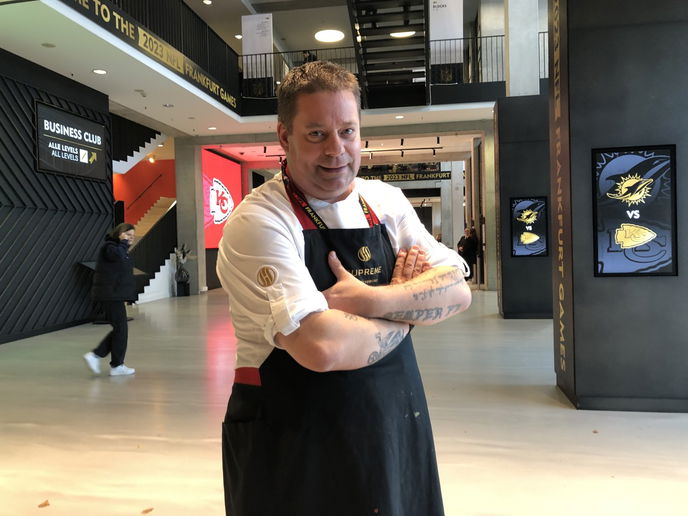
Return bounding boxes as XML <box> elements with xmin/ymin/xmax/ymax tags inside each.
<box><xmin>302</xmin><ymin>49</ymin><xmax>318</xmax><ymax>63</ymax></box>
<box><xmin>457</xmin><ymin>226</ymin><xmax>479</xmax><ymax>280</ymax></box>
<box><xmin>217</xmin><ymin>61</ymin><xmax>471</xmax><ymax>515</ymax></box>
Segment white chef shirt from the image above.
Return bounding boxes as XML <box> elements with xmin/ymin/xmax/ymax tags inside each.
<box><xmin>217</xmin><ymin>173</ymin><xmax>468</xmax><ymax>368</ymax></box>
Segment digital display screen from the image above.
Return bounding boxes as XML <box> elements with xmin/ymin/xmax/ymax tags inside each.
<box><xmin>35</xmin><ymin>102</ymin><xmax>107</xmax><ymax>181</ymax></box>
<box><xmin>202</xmin><ymin>150</ymin><xmax>242</xmax><ymax>249</ymax></box>
<box><xmin>593</xmin><ymin>145</ymin><xmax>677</xmax><ymax>276</ymax></box>
<box><xmin>511</xmin><ymin>197</ymin><xmax>548</xmax><ymax>257</ymax></box>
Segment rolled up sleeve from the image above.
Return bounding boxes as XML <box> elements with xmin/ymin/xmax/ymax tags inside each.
<box><xmin>217</xmin><ymin>206</ymin><xmax>328</xmax><ymax>350</ymax></box>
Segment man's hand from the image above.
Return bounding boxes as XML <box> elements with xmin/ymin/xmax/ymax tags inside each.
<box><xmin>390</xmin><ymin>245</ymin><xmax>430</xmax><ymax>285</ymax></box>
<box><xmin>322</xmin><ymin>251</ymin><xmax>373</xmax><ymax>314</ymax></box>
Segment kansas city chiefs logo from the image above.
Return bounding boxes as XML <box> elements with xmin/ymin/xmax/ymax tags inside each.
<box><xmin>209</xmin><ymin>178</ymin><xmax>234</xmax><ymax>224</ymax></box>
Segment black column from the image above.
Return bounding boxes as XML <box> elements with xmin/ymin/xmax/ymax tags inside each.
<box><xmin>550</xmin><ymin>0</ymin><xmax>688</xmax><ymax>411</ymax></box>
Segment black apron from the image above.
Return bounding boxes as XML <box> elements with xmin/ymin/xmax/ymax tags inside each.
<box><xmin>223</xmin><ymin>172</ymin><xmax>444</xmax><ymax>516</ymax></box>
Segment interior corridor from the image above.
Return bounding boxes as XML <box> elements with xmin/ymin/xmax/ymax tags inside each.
<box><xmin>1</xmin><ymin>290</ymin><xmax>687</xmax><ymax>515</ymax></box>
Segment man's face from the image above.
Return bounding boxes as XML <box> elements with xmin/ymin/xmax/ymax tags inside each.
<box><xmin>277</xmin><ymin>89</ymin><xmax>361</xmax><ymax>203</ymax></box>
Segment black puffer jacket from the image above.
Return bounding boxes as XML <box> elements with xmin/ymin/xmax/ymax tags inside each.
<box><xmin>91</xmin><ymin>236</ymin><xmax>136</xmax><ymax>302</ymax></box>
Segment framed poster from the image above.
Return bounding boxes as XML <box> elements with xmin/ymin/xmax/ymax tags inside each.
<box><xmin>510</xmin><ymin>197</ymin><xmax>548</xmax><ymax>257</ymax></box>
<box><xmin>592</xmin><ymin>145</ymin><xmax>677</xmax><ymax>276</ymax></box>
<box><xmin>35</xmin><ymin>101</ymin><xmax>108</xmax><ymax>181</ymax></box>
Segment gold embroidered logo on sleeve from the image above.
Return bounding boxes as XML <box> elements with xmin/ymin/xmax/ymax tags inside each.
<box><xmin>256</xmin><ymin>265</ymin><xmax>278</xmax><ymax>287</ymax></box>
<box><xmin>357</xmin><ymin>246</ymin><xmax>372</xmax><ymax>262</ymax></box>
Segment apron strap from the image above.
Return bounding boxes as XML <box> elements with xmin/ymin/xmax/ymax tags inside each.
<box><xmin>234</xmin><ymin>367</ymin><xmax>261</xmax><ymax>386</ymax></box>
<box><xmin>281</xmin><ymin>161</ymin><xmax>381</xmax><ymax>230</ymax></box>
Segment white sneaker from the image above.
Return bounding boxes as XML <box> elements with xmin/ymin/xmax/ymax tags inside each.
<box><xmin>110</xmin><ymin>364</ymin><xmax>136</xmax><ymax>376</ymax></box>
<box><xmin>83</xmin><ymin>352</ymin><xmax>101</xmax><ymax>374</ymax></box>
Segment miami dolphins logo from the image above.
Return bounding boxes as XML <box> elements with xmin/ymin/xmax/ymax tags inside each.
<box><xmin>606</xmin><ymin>173</ymin><xmax>654</xmax><ymax>206</ymax></box>
<box><xmin>517</xmin><ymin>209</ymin><xmax>538</xmax><ymax>224</ymax></box>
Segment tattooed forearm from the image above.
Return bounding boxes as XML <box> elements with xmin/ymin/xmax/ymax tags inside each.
<box><xmin>367</xmin><ymin>330</ymin><xmax>406</xmax><ymax>364</ymax></box>
<box><xmin>383</xmin><ymin>307</ymin><xmax>445</xmax><ymax>322</ymax></box>
<box><xmin>446</xmin><ymin>303</ymin><xmax>463</xmax><ymax>316</ymax></box>
<box><xmin>383</xmin><ymin>303</ymin><xmax>463</xmax><ymax>322</ymax></box>
<box><xmin>402</xmin><ymin>269</ymin><xmax>465</xmax><ymax>302</ymax></box>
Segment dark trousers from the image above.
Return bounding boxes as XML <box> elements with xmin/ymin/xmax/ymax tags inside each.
<box><xmin>93</xmin><ymin>300</ymin><xmax>128</xmax><ymax>367</ymax></box>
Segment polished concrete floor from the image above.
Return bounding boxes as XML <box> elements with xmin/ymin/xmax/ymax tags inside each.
<box><xmin>1</xmin><ymin>290</ymin><xmax>687</xmax><ymax>515</ymax></box>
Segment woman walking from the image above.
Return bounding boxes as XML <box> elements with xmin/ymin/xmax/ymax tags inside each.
<box><xmin>83</xmin><ymin>223</ymin><xmax>137</xmax><ymax>376</ymax></box>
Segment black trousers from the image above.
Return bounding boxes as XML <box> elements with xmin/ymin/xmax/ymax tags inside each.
<box><xmin>93</xmin><ymin>300</ymin><xmax>128</xmax><ymax>367</ymax></box>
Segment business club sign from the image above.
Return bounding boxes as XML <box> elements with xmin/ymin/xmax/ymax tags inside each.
<box><xmin>202</xmin><ymin>150</ymin><xmax>242</xmax><ymax>249</ymax></box>
<box><xmin>35</xmin><ymin>102</ymin><xmax>107</xmax><ymax>181</ymax></box>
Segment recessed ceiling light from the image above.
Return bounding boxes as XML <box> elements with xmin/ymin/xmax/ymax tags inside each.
<box><xmin>208</xmin><ymin>126</ymin><xmax>217</xmax><ymax>130</ymax></box>
<box><xmin>158</xmin><ymin>144</ymin><xmax>164</xmax><ymax>147</ymax></box>
<box><xmin>390</xmin><ymin>31</ymin><xmax>416</xmax><ymax>38</ymax></box>
<box><xmin>92</xmin><ymin>69</ymin><xmax>107</xmax><ymax>75</ymax></box>
<box><xmin>315</xmin><ymin>29</ymin><xmax>344</xmax><ymax>43</ymax></box>
<box><xmin>203</xmin><ymin>0</ymin><xmax>212</xmax><ymax>5</ymax></box>
<box><xmin>235</xmin><ymin>34</ymin><xmax>242</xmax><ymax>40</ymax></box>
<box><xmin>276</xmin><ymin>81</ymin><xmax>281</xmax><ymax>85</ymax></box>
<box><xmin>395</xmin><ymin>115</ymin><xmax>404</xmax><ymax>119</ymax></box>
<box><xmin>148</xmin><ymin>156</ymin><xmax>155</xmax><ymax>163</ymax></box>
<box><xmin>41</xmin><ymin>43</ymin><xmax>56</xmax><ymax>48</ymax></box>
<box><xmin>162</xmin><ymin>103</ymin><xmax>174</xmax><ymax>108</ymax></box>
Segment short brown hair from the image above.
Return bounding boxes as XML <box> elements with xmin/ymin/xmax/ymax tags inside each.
<box><xmin>277</xmin><ymin>61</ymin><xmax>361</xmax><ymax>132</ymax></box>
<box><xmin>108</xmin><ymin>223</ymin><xmax>135</xmax><ymax>240</ymax></box>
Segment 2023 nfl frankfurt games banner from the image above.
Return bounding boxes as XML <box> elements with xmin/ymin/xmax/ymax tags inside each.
<box><xmin>592</xmin><ymin>145</ymin><xmax>677</xmax><ymax>276</ymax></box>
<box><xmin>510</xmin><ymin>197</ymin><xmax>548</xmax><ymax>257</ymax></box>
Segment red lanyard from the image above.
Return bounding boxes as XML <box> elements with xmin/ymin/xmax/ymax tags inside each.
<box><xmin>281</xmin><ymin>161</ymin><xmax>380</xmax><ymax>230</ymax></box>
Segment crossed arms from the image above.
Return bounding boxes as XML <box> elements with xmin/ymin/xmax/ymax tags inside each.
<box><xmin>275</xmin><ymin>246</ymin><xmax>472</xmax><ymax>372</ymax></box>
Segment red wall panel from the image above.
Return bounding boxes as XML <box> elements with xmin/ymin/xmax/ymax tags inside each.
<box><xmin>202</xmin><ymin>150</ymin><xmax>242</xmax><ymax>249</ymax></box>
<box><xmin>113</xmin><ymin>159</ymin><xmax>176</xmax><ymax>225</ymax></box>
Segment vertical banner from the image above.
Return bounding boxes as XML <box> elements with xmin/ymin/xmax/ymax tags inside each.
<box><xmin>241</xmin><ymin>14</ymin><xmax>274</xmax><ymax>79</ymax></box>
<box><xmin>202</xmin><ymin>150</ymin><xmax>242</xmax><ymax>249</ymax></box>
<box><xmin>429</xmin><ymin>0</ymin><xmax>463</xmax><ymax>65</ymax></box>
<box><xmin>549</xmin><ymin>0</ymin><xmax>576</xmax><ymax>401</ymax></box>
<box><xmin>592</xmin><ymin>145</ymin><xmax>677</xmax><ymax>276</ymax></box>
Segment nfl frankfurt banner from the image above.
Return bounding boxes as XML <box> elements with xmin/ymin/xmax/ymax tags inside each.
<box><xmin>62</xmin><ymin>0</ymin><xmax>238</xmax><ymax>112</ymax></box>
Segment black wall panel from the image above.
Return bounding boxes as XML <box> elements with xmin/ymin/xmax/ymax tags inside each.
<box><xmin>0</xmin><ymin>50</ymin><xmax>112</xmax><ymax>344</ymax></box>
<box><xmin>553</xmin><ymin>0</ymin><xmax>688</xmax><ymax>410</ymax></box>
<box><xmin>206</xmin><ymin>248</ymin><xmax>221</xmax><ymax>291</ymax></box>
<box><xmin>496</xmin><ymin>95</ymin><xmax>552</xmax><ymax>318</ymax></box>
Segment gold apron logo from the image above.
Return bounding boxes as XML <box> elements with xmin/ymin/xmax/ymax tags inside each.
<box><xmin>357</xmin><ymin>246</ymin><xmax>372</xmax><ymax>262</ymax></box>
<box><xmin>256</xmin><ymin>266</ymin><xmax>278</xmax><ymax>287</ymax></box>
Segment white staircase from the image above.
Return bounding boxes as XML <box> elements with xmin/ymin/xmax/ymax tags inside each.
<box><xmin>113</xmin><ymin>133</ymin><xmax>167</xmax><ymax>174</ymax></box>
<box><xmin>134</xmin><ymin>197</ymin><xmax>176</xmax><ymax>242</ymax></box>
<box><xmin>136</xmin><ymin>252</ymin><xmax>176</xmax><ymax>304</ymax></box>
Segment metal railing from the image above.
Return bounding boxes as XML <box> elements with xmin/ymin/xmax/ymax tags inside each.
<box><xmin>110</xmin><ymin>0</ymin><xmax>239</xmax><ymax>99</ymax></box>
<box><xmin>539</xmin><ymin>32</ymin><xmax>549</xmax><ymax>79</ymax></box>
<box><xmin>240</xmin><ymin>35</ymin><xmax>506</xmax><ymax>99</ymax></box>
<box><xmin>429</xmin><ymin>35</ymin><xmax>505</xmax><ymax>84</ymax></box>
<box><xmin>240</xmin><ymin>47</ymin><xmax>358</xmax><ymax>98</ymax></box>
